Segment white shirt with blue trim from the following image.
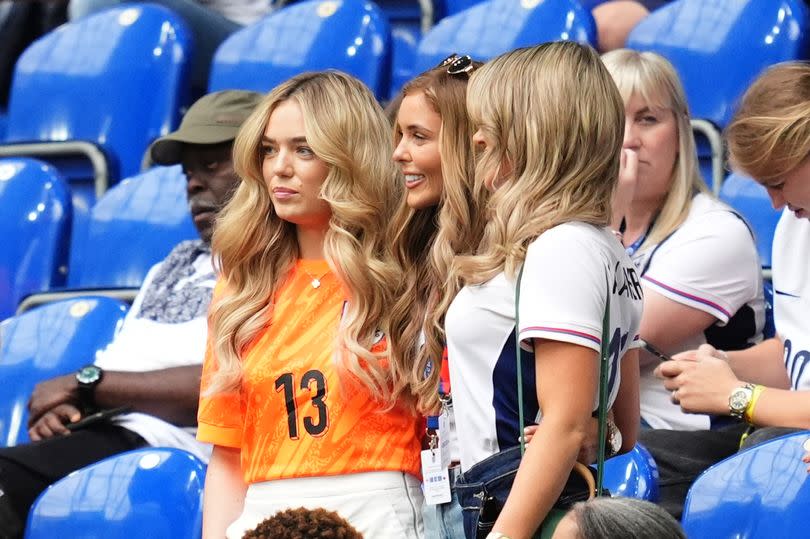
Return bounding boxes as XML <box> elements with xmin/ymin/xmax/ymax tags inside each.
<box><xmin>634</xmin><ymin>193</ymin><xmax>764</xmax><ymax>430</ymax></box>
<box><xmin>446</xmin><ymin>223</ymin><xmax>643</xmax><ymax>472</ymax></box>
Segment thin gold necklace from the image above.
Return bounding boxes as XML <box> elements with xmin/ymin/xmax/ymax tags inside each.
<box><xmin>300</xmin><ymin>265</ymin><xmax>330</xmax><ymax>289</ymax></box>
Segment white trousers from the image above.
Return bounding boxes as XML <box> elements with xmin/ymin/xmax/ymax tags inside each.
<box><xmin>226</xmin><ymin>471</ymin><xmax>425</xmax><ymax>539</ymax></box>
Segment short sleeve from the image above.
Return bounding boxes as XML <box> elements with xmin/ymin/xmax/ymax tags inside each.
<box><xmin>517</xmin><ymin>226</ymin><xmax>608</xmax><ymax>354</ymax></box>
<box><xmin>196</xmin><ymin>282</ymin><xmax>244</xmax><ymax>448</ymax></box>
<box><xmin>643</xmin><ymin>210</ymin><xmax>760</xmax><ymax>323</ymax></box>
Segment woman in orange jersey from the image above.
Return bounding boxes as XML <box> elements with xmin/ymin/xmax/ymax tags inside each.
<box><xmin>197</xmin><ymin>71</ymin><xmax>424</xmax><ymax>539</ymax></box>
<box><xmin>387</xmin><ymin>55</ymin><xmax>486</xmax><ymax>539</ymax></box>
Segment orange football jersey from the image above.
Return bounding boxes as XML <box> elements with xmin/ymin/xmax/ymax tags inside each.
<box><xmin>198</xmin><ymin>260</ymin><xmax>422</xmax><ymax>483</ymax></box>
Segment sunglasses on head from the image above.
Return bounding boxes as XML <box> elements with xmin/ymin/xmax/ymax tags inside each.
<box><xmin>437</xmin><ymin>53</ymin><xmax>475</xmax><ymax>76</ymax></box>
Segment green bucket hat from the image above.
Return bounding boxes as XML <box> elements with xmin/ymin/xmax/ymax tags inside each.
<box><xmin>150</xmin><ymin>90</ymin><xmax>264</xmax><ymax>166</ymax></box>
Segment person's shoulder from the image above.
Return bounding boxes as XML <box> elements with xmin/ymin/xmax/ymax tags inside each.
<box><xmin>679</xmin><ymin>194</ymin><xmax>752</xmax><ymax>238</ymax></box>
<box><xmin>531</xmin><ymin>221</ymin><xmax>605</xmax><ymax>248</ymax></box>
<box><xmin>527</xmin><ymin>222</ymin><xmax>616</xmax><ymax>265</ymax></box>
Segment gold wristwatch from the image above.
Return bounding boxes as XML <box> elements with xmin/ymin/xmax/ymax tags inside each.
<box><xmin>728</xmin><ymin>383</ymin><xmax>756</xmax><ymax>420</ymax></box>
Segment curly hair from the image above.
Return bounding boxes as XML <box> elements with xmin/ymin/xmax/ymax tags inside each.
<box><xmin>206</xmin><ymin>71</ymin><xmax>409</xmax><ymax>410</ymax></box>
<box><xmin>242</xmin><ymin>507</ymin><xmax>363</xmax><ymax>539</ymax></box>
<box><xmin>458</xmin><ymin>41</ymin><xmax>624</xmax><ymax>283</ymax></box>
<box><xmin>387</xmin><ymin>60</ymin><xmax>487</xmax><ymax>413</ymax></box>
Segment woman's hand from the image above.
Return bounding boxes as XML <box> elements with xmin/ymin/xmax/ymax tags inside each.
<box><xmin>612</xmin><ymin>149</ymin><xmax>639</xmax><ymax>231</ymax></box>
<box><xmin>521</xmin><ymin>415</ymin><xmax>602</xmax><ymax>464</ymax></box>
<box><xmin>655</xmin><ymin>345</ymin><xmax>740</xmax><ymax>415</ymax></box>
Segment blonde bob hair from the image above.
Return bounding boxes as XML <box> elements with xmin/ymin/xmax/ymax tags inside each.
<box><xmin>458</xmin><ymin>41</ymin><xmax>624</xmax><ymax>283</ymax></box>
<box><xmin>726</xmin><ymin>61</ymin><xmax>810</xmax><ymax>183</ymax></box>
<box><xmin>207</xmin><ymin>71</ymin><xmax>406</xmax><ymax>409</ymax></box>
<box><xmin>388</xmin><ymin>61</ymin><xmax>487</xmax><ymax>413</ymax></box>
<box><xmin>601</xmin><ymin>49</ymin><xmax>707</xmax><ymax>248</ymax></box>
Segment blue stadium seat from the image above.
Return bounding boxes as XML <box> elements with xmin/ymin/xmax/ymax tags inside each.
<box><xmin>682</xmin><ymin>430</ymin><xmax>810</xmax><ymax>538</ymax></box>
<box><xmin>433</xmin><ymin>0</ymin><xmax>487</xmax><ymax>19</ymax></box>
<box><xmin>0</xmin><ymin>296</ymin><xmax>128</xmax><ymax>446</ymax></box>
<box><xmin>414</xmin><ymin>0</ymin><xmax>596</xmax><ymax>74</ymax></box>
<box><xmin>374</xmin><ymin>0</ymin><xmax>428</xmax><ymax>99</ymax></box>
<box><xmin>0</xmin><ymin>158</ymin><xmax>71</xmax><ymax>320</ymax></box>
<box><xmin>25</xmin><ymin>447</ymin><xmax>206</xmax><ymax>539</ymax></box>
<box><xmin>601</xmin><ymin>443</ymin><xmax>660</xmax><ymax>501</ymax></box>
<box><xmin>390</xmin><ymin>24</ymin><xmax>422</xmax><ymax>98</ymax></box>
<box><xmin>209</xmin><ymin>0</ymin><xmax>392</xmax><ymax>100</ymax></box>
<box><xmin>628</xmin><ymin>0</ymin><xmax>809</xmax><ymax>130</ymax></box>
<box><xmin>67</xmin><ymin>165</ymin><xmax>197</xmax><ymax>290</ymax></box>
<box><xmin>719</xmin><ymin>172</ymin><xmax>780</xmax><ymax>268</ymax></box>
<box><xmin>628</xmin><ymin>0</ymin><xmax>809</xmax><ymax>194</ymax></box>
<box><xmin>1</xmin><ymin>4</ymin><xmax>193</xmax><ymax>210</ymax></box>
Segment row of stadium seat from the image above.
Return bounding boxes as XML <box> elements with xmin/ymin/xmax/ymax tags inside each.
<box><xmin>0</xmin><ymin>0</ymin><xmax>798</xmax><ymax>320</ymax></box>
<box><xmin>0</xmin><ymin>157</ymin><xmax>195</xmax><ymax>320</ymax></box>
<box><xmin>1</xmin><ymin>0</ymin><xmax>806</xmax><ymax>202</ymax></box>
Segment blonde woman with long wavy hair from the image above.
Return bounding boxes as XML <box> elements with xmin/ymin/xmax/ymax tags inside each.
<box><xmin>602</xmin><ymin>49</ymin><xmax>764</xmax><ymax>432</ymax></box>
<box><xmin>444</xmin><ymin>41</ymin><xmax>643</xmax><ymax>539</ymax></box>
<box><xmin>196</xmin><ymin>71</ymin><xmax>424</xmax><ymax>539</ymax></box>
<box><xmin>387</xmin><ymin>55</ymin><xmax>486</xmax><ymax>539</ymax></box>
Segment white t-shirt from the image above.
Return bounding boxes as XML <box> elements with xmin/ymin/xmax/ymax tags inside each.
<box><xmin>772</xmin><ymin>210</ymin><xmax>810</xmax><ymax>390</ymax></box>
<box><xmin>94</xmin><ymin>242</ymin><xmax>214</xmax><ymax>462</ymax></box>
<box><xmin>633</xmin><ymin>193</ymin><xmax>765</xmax><ymax>430</ymax></box>
<box><xmin>446</xmin><ymin>223</ymin><xmax>643</xmax><ymax>471</ymax></box>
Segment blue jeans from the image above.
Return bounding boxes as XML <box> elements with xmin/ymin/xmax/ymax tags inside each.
<box><xmin>454</xmin><ymin>446</ymin><xmax>593</xmax><ymax>539</ymax></box>
<box><xmin>422</xmin><ymin>465</ymin><xmax>465</xmax><ymax>539</ymax></box>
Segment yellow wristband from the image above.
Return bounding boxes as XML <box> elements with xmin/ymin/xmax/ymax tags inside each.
<box><xmin>744</xmin><ymin>385</ymin><xmax>765</xmax><ymax>424</ymax></box>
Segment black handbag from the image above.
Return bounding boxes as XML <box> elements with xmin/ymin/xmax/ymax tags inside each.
<box><xmin>455</xmin><ymin>265</ymin><xmax>613</xmax><ymax>539</ymax></box>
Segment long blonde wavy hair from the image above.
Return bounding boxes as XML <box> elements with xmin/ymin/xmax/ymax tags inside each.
<box><xmin>457</xmin><ymin>42</ymin><xmax>625</xmax><ymax>284</ymax></box>
<box><xmin>601</xmin><ymin>49</ymin><xmax>707</xmax><ymax>248</ymax></box>
<box><xmin>726</xmin><ymin>61</ymin><xmax>810</xmax><ymax>182</ymax></box>
<box><xmin>387</xmin><ymin>61</ymin><xmax>488</xmax><ymax>413</ymax></box>
<box><xmin>207</xmin><ymin>71</ymin><xmax>406</xmax><ymax>410</ymax></box>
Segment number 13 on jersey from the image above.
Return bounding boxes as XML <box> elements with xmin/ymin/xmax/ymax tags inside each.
<box><xmin>274</xmin><ymin>369</ymin><xmax>329</xmax><ymax>439</ymax></box>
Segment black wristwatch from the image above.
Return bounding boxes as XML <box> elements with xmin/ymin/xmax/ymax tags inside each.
<box><xmin>76</xmin><ymin>364</ymin><xmax>103</xmax><ymax>414</ymax></box>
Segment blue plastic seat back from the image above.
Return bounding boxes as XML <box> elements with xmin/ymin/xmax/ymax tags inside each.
<box><xmin>627</xmin><ymin>0</ymin><xmax>810</xmax><ymax>129</ymax></box>
<box><xmin>0</xmin><ymin>296</ymin><xmax>128</xmax><ymax>446</ymax></box>
<box><xmin>434</xmin><ymin>0</ymin><xmax>487</xmax><ymax>19</ymax></box>
<box><xmin>5</xmin><ymin>4</ymin><xmax>193</xmax><ymax>183</ymax></box>
<box><xmin>682</xmin><ymin>430</ymin><xmax>810</xmax><ymax>538</ymax></box>
<box><xmin>718</xmin><ymin>172</ymin><xmax>780</xmax><ymax>268</ymax></box>
<box><xmin>390</xmin><ymin>24</ymin><xmax>421</xmax><ymax>98</ymax></box>
<box><xmin>0</xmin><ymin>158</ymin><xmax>71</xmax><ymax>320</ymax></box>
<box><xmin>67</xmin><ymin>165</ymin><xmax>197</xmax><ymax>289</ymax></box>
<box><xmin>209</xmin><ymin>0</ymin><xmax>392</xmax><ymax>101</ymax></box>
<box><xmin>25</xmin><ymin>447</ymin><xmax>206</xmax><ymax>539</ymax></box>
<box><xmin>600</xmin><ymin>443</ymin><xmax>660</xmax><ymax>501</ymax></box>
<box><xmin>415</xmin><ymin>0</ymin><xmax>596</xmax><ymax>73</ymax></box>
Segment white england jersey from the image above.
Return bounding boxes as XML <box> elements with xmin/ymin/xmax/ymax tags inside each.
<box><xmin>772</xmin><ymin>210</ymin><xmax>810</xmax><ymax>390</ymax></box>
<box><xmin>446</xmin><ymin>223</ymin><xmax>643</xmax><ymax>471</ymax></box>
<box><xmin>633</xmin><ymin>194</ymin><xmax>765</xmax><ymax>430</ymax></box>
